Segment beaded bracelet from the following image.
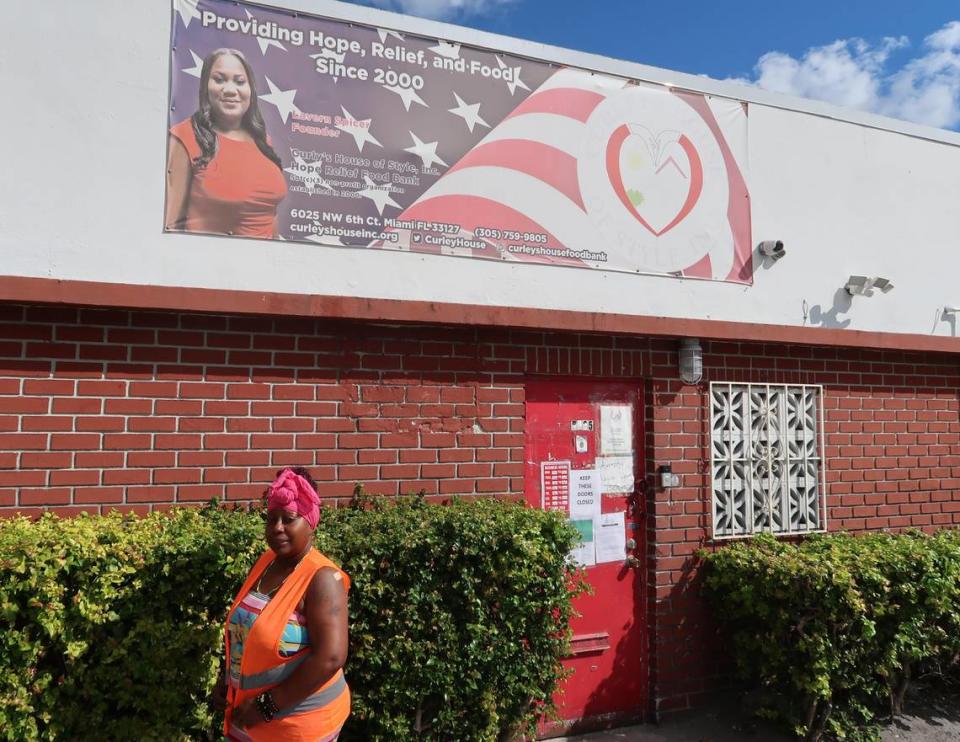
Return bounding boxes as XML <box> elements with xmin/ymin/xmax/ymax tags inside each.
<box><xmin>254</xmin><ymin>691</ymin><xmax>280</xmax><ymax>722</ymax></box>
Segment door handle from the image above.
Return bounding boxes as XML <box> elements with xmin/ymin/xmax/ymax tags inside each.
<box><xmin>625</xmin><ymin>555</ymin><xmax>641</xmax><ymax>569</ymax></box>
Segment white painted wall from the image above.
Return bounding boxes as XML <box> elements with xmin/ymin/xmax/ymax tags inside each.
<box><xmin>3</xmin><ymin>0</ymin><xmax>960</xmax><ymax>339</ymax></box>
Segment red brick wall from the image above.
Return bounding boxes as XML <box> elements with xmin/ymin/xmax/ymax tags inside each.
<box><xmin>646</xmin><ymin>343</ymin><xmax>960</xmax><ymax>714</ymax></box>
<box><xmin>1</xmin><ymin>302</ymin><xmax>959</xmax><ymax>716</ymax></box>
<box><xmin>0</xmin><ymin>304</ymin><xmax>648</xmax><ymax>515</ymax></box>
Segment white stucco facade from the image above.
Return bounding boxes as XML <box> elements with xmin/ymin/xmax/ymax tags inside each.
<box><xmin>2</xmin><ymin>0</ymin><xmax>959</xmax><ymax>340</ymax></box>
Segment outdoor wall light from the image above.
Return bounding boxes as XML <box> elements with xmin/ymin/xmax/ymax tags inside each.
<box><xmin>658</xmin><ymin>464</ymin><xmax>680</xmax><ymax>489</ymax></box>
<box><xmin>844</xmin><ymin>275</ymin><xmax>895</xmax><ymax>297</ymax></box>
<box><xmin>678</xmin><ymin>338</ymin><xmax>703</xmax><ymax>384</ymax></box>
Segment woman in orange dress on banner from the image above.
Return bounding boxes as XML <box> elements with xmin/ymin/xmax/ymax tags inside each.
<box><xmin>165</xmin><ymin>48</ymin><xmax>287</xmax><ymax>238</ymax></box>
<box><xmin>220</xmin><ymin>467</ymin><xmax>351</xmax><ymax>741</ymax></box>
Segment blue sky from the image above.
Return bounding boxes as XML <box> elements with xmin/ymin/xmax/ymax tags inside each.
<box><xmin>346</xmin><ymin>0</ymin><xmax>960</xmax><ymax>131</ymax></box>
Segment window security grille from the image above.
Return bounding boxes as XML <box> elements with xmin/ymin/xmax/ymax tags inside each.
<box><xmin>710</xmin><ymin>383</ymin><xmax>826</xmax><ymax>539</ymax></box>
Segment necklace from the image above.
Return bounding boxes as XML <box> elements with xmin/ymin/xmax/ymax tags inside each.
<box><xmin>255</xmin><ymin>547</ymin><xmax>311</xmax><ymax>598</ymax></box>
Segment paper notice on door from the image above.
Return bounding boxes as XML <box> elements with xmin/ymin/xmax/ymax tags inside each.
<box><xmin>540</xmin><ymin>460</ymin><xmax>571</xmax><ymax>513</ymax></box>
<box><xmin>568</xmin><ymin>518</ymin><xmax>596</xmax><ymax>567</ymax></box>
<box><xmin>597</xmin><ymin>455</ymin><xmax>635</xmax><ymax>493</ymax></box>
<box><xmin>595</xmin><ymin>511</ymin><xmax>626</xmax><ymax>564</ymax></box>
<box><xmin>570</xmin><ymin>468</ymin><xmax>602</xmax><ymax>520</ymax></box>
<box><xmin>600</xmin><ymin>404</ymin><xmax>632</xmax><ymax>455</ymax></box>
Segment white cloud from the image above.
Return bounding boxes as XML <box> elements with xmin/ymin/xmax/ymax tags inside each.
<box><xmin>359</xmin><ymin>0</ymin><xmax>515</xmax><ymax>21</ymax></box>
<box><xmin>730</xmin><ymin>21</ymin><xmax>960</xmax><ymax>130</ymax></box>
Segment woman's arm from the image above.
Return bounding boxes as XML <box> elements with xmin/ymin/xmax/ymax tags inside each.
<box><xmin>268</xmin><ymin>567</ymin><xmax>349</xmax><ymax>711</ymax></box>
<box><xmin>165</xmin><ymin>135</ymin><xmax>192</xmax><ymax>230</ymax></box>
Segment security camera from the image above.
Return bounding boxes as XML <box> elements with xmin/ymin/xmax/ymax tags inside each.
<box><xmin>844</xmin><ymin>275</ymin><xmax>871</xmax><ymax>296</ymax></box>
<box><xmin>758</xmin><ymin>240</ymin><xmax>786</xmax><ymax>262</ymax></box>
<box><xmin>845</xmin><ymin>275</ymin><xmax>895</xmax><ymax>297</ymax></box>
<box><xmin>944</xmin><ymin>306</ymin><xmax>960</xmax><ymax>316</ymax></box>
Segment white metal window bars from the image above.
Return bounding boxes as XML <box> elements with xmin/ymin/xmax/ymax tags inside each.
<box><xmin>709</xmin><ymin>383</ymin><xmax>827</xmax><ymax>539</ymax></box>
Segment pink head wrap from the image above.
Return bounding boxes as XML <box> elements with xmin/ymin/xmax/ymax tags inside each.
<box><xmin>266</xmin><ymin>469</ymin><xmax>320</xmax><ymax>529</ymax></box>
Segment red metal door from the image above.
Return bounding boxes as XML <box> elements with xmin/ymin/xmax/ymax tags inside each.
<box><xmin>524</xmin><ymin>379</ymin><xmax>647</xmax><ymax>734</ymax></box>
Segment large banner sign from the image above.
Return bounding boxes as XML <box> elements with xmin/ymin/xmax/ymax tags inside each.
<box><xmin>167</xmin><ymin>0</ymin><xmax>753</xmax><ymax>283</ymax></box>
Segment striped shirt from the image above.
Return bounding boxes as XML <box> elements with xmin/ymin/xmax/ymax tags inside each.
<box><xmin>228</xmin><ymin>589</ymin><xmax>310</xmax><ymax>688</ymax></box>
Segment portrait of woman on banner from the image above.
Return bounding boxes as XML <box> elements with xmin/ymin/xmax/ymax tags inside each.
<box><xmin>165</xmin><ymin>48</ymin><xmax>288</xmax><ymax>238</ymax></box>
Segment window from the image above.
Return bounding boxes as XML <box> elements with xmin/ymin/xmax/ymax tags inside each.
<box><xmin>710</xmin><ymin>383</ymin><xmax>826</xmax><ymax>539</ymax></box>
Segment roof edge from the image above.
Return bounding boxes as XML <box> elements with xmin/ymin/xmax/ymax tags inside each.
<box><xmin>2</xmin><ymin>275</ymin><xmax>958</xmax><ymax>355</ymax></box>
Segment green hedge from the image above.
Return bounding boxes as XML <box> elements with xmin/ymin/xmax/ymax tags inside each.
<box><xmin>0</xmin><ymin>497</ymin><xmax>583</xmax><ymax>741</ymax></box>
<box><xmin>701</xmin><ymin>531</ymin><xmax>960</xmax><ymax>741</ymax></box>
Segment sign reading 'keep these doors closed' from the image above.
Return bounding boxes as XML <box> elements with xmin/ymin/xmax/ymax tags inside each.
<box><xmin>166</xmin><ymin>0</ymin><xmax>753</xmax><ymax>282</ymax></box>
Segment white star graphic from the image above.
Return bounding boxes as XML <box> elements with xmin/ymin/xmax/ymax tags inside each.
<box><xmin>429</xmin><ymin>41</ymin><xmax>460</xmax><ymax>59</ymax></box>
<box><xmin>311</xmin><ymin>49</ymin><xmax>345</xmax><ymax>63</ymax></box>
<box><xmin>404</xmin><ymin>131</ymin><xmax>447</xmax><ymax>170</ymax></box>
<box><xmin>337</xmin><ymin>107</ymin><xmax>382</xmax><ymax>152</ymax></box>
<box><xmin>284</xmin><ymin>157</ymin><xmax>333</xmax><ymax>194</ymax></box>
<box><xmin>448</xmin><ymin>93</ymin><xmax>489</xmax><ymax>133</ymax></box>
<box><xmin>256</xmin><ymin>36</ymin><xmax>287</xmax><ymax>55</ymax></box>
<box><xmin>260</xmin><ymin>77</ymin><xmax>300</xmax><ymax>123</ymax></box>
<box><xmin>496</xmin><ymin>56</ymin><xmax>531</xmax><ymax>96</ymax></box>
<box><xmin>310</xmin><ymin>49</ymin><xmax>346</xmax><ymax>82</ymax></box>
<box><xmin>246</xmin><ymin>10</ymin><xmax>287</xmax><ymax>55</ymax></box>
<box><xmin>182</xmin><ymin>49</ymin><xmax>204</xmax><ymax>79</ymax></box>
<box><xmin>173</xmin><ymin>0</ymin><xmax>200</xmax><ymax>28</ymax></box>
<box><xmin>377</xmin><ymin>28</ymin><xmax>405</xmax><ymax>43</ymax></box>
<box><xmin>382</xmin><ymin>82</ymin><xmax>427</xmax><ymax>111</ymax></box>
<box><xmin>358</xmin><ymin>176</ymin><xmax>400</xmax><ymax>215</ymax></box>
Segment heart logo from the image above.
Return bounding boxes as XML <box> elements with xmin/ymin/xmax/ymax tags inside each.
<box><xmin>606</xmin><ymin>124</ymin><xmax>703</xmax><ymax>236</ymax></box>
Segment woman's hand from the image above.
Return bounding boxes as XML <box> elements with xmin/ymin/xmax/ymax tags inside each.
<box><xmin>231</xmin><ymin>699</ymin><xmax>265</xmax><ymax>730</ymax></box>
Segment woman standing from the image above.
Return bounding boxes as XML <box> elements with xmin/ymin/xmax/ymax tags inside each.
<box><xmin>222</xmin><ymin>467</ymin><xmax>350</xmax><ymax>741</ymax></box>
<box><xmin>165</xmin><ymin>49</ymin><xmax>287</xmax><ymax>238</ymax></box>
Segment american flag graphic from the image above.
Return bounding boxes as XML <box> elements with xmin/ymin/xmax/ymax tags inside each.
<box><xmin>385</xmin><ymin>69</ymin><xmax>624</xmax><ymax>268</ymax></box>
<box><xmin>383</xmin><ymin>66</ymin><xmax>752</xmax><ymax>282</ymax></box>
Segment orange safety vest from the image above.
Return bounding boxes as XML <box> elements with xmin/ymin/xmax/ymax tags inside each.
<box><xmin>224</xmin><ymin>548</ymin><xmax>351</xmax><ymax>741</ymax></box>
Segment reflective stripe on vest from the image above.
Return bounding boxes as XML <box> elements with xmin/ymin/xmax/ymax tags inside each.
<box><xmin>273</xmin><ymin>671</ymin><xmax>348</xmax><ymax>720</ymax></box>
<box><xmin>238</xmin><ymin>653</ymin><xmax>307</xmax><ymax>690</ymax></box>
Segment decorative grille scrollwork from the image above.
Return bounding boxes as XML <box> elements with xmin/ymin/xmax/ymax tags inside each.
<box><xmin>710</xmin><ymin>383</ymin><xmax>825</xmax><ymax>538</ymax></box>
